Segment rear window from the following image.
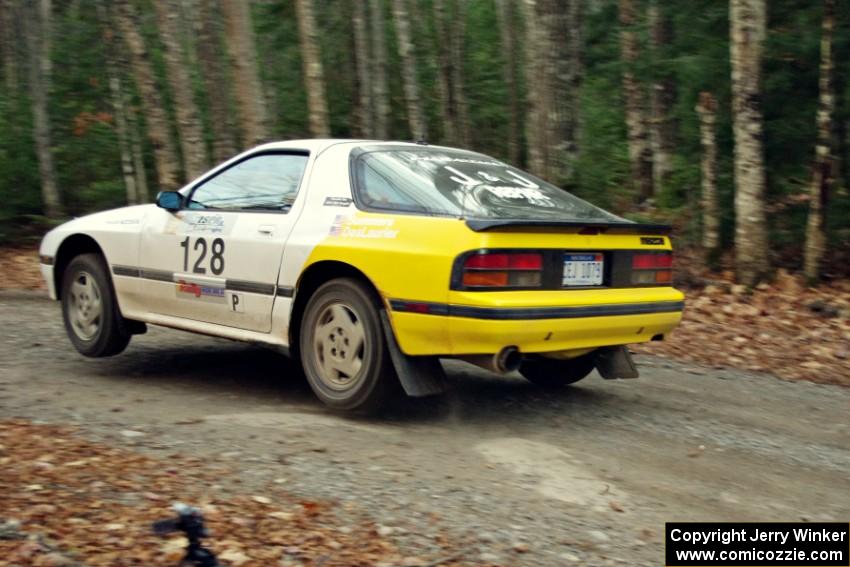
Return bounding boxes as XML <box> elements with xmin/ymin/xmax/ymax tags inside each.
<box><xmin>350</xmin><ymin>147</ymin><xmax>624</xmax><ymax>222</ymax></box>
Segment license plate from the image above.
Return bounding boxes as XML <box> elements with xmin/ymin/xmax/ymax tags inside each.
<box><xmin>563</xmin><ymin>253</ymin><xmax>604</xmax><ymax>286</ymax></box>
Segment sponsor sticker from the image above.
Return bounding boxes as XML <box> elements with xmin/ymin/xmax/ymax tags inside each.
<box><xmin>178</xmin><ymin>212</ymin><xmax>232</xmax><ymax>236</ymax></box>
<box><xmin>329</xmin><ymin>215</ymin><xmax>398</xmax><ymax>239</ymax></box>
<box><xmin>176</xmin><ymin>279</ymin><xmax>226</xmax><ymax>303</ymax></box>
<box><xmin>323</xmin><ymin>196</ymin><xmax>353</xmax><ymax>207</ymax></box>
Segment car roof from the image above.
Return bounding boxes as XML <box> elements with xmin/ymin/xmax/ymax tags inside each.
<box><xmin>250</xmin><ymin>139</ymin><xmax>473</xmax><ymax>155</ymax></box>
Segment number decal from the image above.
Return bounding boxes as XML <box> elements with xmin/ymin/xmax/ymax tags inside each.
<box><xmin>210</xmin><ymin>238</ymin><xmax>225</xmax><ymax>275</ymax></box>
<box><xmin>180</xmin><ymin>236</ymin><xmax>189</xmax><ymax>272</ymax></box>
<box><xmin>192</xmin><ymin>238</ymin><xmax>207</xmax><ymax>274</ymax></box>
<box><xmin>179</xmin><ymin>237</ymin><xmax>225</xmax><ymax>275</ymax></box>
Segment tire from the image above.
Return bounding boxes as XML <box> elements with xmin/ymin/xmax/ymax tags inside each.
<box><xmin>519</xmin><ymin>353</ymin><xmax>596</xmax><ymax>388</ymax></box>
<box><xmin>61</xmin><ymin>253</ymin><xmax>131</xmax><ymax>357</ymax></box>
<box><xmin>299</xmin><ymin>278</ymin><xmax>399</xmax><ymax>413</ymax></box>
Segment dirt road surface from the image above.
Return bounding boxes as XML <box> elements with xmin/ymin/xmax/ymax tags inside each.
<box><xmin>1</xmin><ymin>291</ymin><xmax>848</xmax><ymax>566</ymax></box>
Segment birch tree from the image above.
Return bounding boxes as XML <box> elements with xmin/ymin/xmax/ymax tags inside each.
<box><xmin>524</xmin><ymin>0</ymin><xmax>582</xmax><ymax>183</ymax></box>
<box><xmin>26</xmin><ymin>0</ymin><xmax>63</xmax><ymax>217</ymax></box>
<box><xmin>108</xmin><ymin>74</ymin><xmax>137</xmax><ymax>204</ymax></box>
<box><xmin>804</xmin><ymin>0</ymin><xmax>836</xmax><ymax>282</ymax></box>
<box><xmin>295</xmin><ymin>0</ymin><xmax>331</xmax><ymax>137</ymax></box>
<box><xmin>551</xmin><ymin>0</ymin><xmax>582</xmax><ymax>182</ymax></box>
<box><xmin>619</xmin><ymin>0</ymin><xmax>653</xmax><ymax>201</ymax></box>
<box><xmin>127</xmin><ymin>106</ymin><xmax>150</xmax><ymax>202</ymax></box>
<box><xmin>730</xmin><ymin>0</ymin><xmax>769</xmax><ymax>285</ymax></box>
<box><xmin>114</xmin><ymin>0</ymin><xmax>181</xmax><ymax>190</ymax></box>
<box><xmin>696</xmin><ymin>92</ymin><xmax>719</xmax><ymax>264</ymax></box>
<box><xmin>391</xmin><ymin>0</ymin><xmax>427</xmax><ymax>140</ymax></box>
<box><xmin>96</xmin><ymin>0</ymin><xmax>138</xmax><ymax>204</ymax></box>
<box><xmin>522</xmin><ymin>0</ymin><xmax>548</xmax><ymax>177</ymax></box>
<box><xmin>648</xmin><ymin>0</ymin><xmax>675</xmax><ymax>195</ymax></box>
<box><xmin>154</xmin><ymin>0</ymin><xmax>209</xmax><ymax>180</ymax></box>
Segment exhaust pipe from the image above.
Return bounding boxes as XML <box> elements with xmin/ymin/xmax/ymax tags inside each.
<box><xmin>459</xmin><ymin>346</ymin><xmax>521</xmax><ymax>374</ymax></box>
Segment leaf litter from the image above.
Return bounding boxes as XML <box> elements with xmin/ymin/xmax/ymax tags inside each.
<box><xmin>0</xmin><ymin>420</ymin><xmax>476</xmax><ymax>567</ymax></box>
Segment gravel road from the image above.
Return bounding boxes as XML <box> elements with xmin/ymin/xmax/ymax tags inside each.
<box><xmin>1</xmin><ymin>291</ymin><xmax>848</xmax><ymax>566</ymax></box>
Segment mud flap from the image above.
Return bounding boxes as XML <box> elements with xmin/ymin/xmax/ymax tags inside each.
<box><xmin>380</xmin><ymin>311</ymin><xmax>447</xmax><ymax>397</ymax></box>
<box><xmin>594</xmin><ymin>346</ymin><xmax>639</xmax><ymax>379</ymax></box>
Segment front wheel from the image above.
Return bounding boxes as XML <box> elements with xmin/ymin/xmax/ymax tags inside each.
<box><xmin>519</xmin><ymin>353</ymin><xmax>596</xmax><ymax>388</ymax></box>
<box><xmin>61</xmin><ymin>253</ymin><xmax>131</xmax><ymax>357</ymax></box>
<box><xmin>299</xmin><ymin>278</ymin><xmax>398</xmax><ymax>413</ymax></box>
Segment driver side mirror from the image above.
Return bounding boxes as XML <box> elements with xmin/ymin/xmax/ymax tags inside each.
<box><xmin>155</xmin><ymin>191</ymin><xmax>183</xmax><ymax>212</ymax></box>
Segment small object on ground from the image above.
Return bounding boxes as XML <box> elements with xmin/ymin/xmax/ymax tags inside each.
<box><xmin>152</xmin><ymin>502</ymin><xmax>222</xmax><ymax>567</ymax></box>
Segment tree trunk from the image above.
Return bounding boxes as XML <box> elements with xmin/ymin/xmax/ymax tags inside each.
<box><xmin>26</xmin><ymin>0</ymin><xmax>63</xmax><ymax>217</ymax></box>
<box><xmin>730</xmin><ymin>0</ymin><xmax>769</xmax><ymax>285</ymax></box>
<box><xmin>0</xmin><ymin>0</ymin><xmax>18</xmax><ymax>92</ymax></box>
<box><xmin>96</xmin><ymin>0</ymin><xmax>138</xmax><ymax>204</ymax></box>
<box><xmin>114</xmin><ymin>0</ymin><xmax>181</xmax><ymax>190</ymax></box>
<box><xmin>391</xmin><ymin>0</ymin><xmax>427</xmax><ymax>140</ymax></box>
<box><xmin>648</xmin><ymin>0</ymin><xmax>675</xmax><ymax>196</ymax></box>
<box><xmin>221</xmin><ymin>0</ymin><xmax>269</xmax><ymax>147</ymax></box>
<box><xmin>619</xmin><ymin>0</ymin><xmax>653</xmax><ymax>201</ymax></box>
<box><xmin>449</xmin><ymin>0</ymin><xmax>470</xmax><ymax>146</ymax></box>
<box><xmin>433</xmin><ymin>0</ymin><xmax>469</xmax><ymax>146</ymax></box>
<box><xmin>369</xmin><ymin>0</ymin><xmax>389</xmax><ymax>139</ymax></box>
<box><xmin>110</xmin><ymin>76</ymin><xmax>138</xmax><ymax>205</ymax></box>
<box><xmin>153</xmin><ymin>0</ymin><xmax>209</xmax><ymax>180</ymax></box>
<box><xmin>294</xmin><ymin>0</ymin><xmax>331</xmax><ymax>137</ymax></box>
<box><xmin>522</xmin><ymin>0</ymin><xmax>548</xmax><ymax>177</ymax></box>
<box><xmin>804</xmin><ymin>0</ymin><xmax>835</xmax><ymax>282</ymax></box>
<box><xmin>523</xmin><ymin>0</ymin><xmax>581</xmax><ymax>183</ymax></box>
<box><xmin>352</xmin><ymin>0</ymin><xmax>372</xmax><ymax>137</ymax></box>
<box><xmin>433</xmin><ymin>0</ymin><xmax>457</xmax><ymax>144</ymax></box>
<box><xmin>197</xmin><ymin>0</ymin><xmax>238</xmax><ymax>163</ymax></box>
<box><xmin>127</xmin><ymin>105</ymin><xmax>150</xmax><ymax>203</ymax></box>
<box><xmin>495</xmin><ymin>0</ymin><xmax>520</xmax><ymax>164</ymax></box>
<box><xmin>549</xmin><ymin>0</ymin><xmax>582</xmax><ymax>184</ymax></box>
<box><xmin>696</xmin><ymin>92</ymin><xmax>720</xmax><ymax>265</ymax></box>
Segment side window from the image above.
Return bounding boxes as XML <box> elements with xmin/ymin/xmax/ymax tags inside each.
<box><xmin>188</xmin><ymin>153</ymin><xmax>309</xmax><ymax>211</ymax></box>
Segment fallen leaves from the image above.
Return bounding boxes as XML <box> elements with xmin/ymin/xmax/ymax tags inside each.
<box><xmin>0</xmin><ymin>420</ymin><xmax>467</xmax><ymax>567</ymax></box>
<box><xmin>0</xmin><ymin>246</ymin><xmax>45</xmax><ymax>291</ymax></box>
<box><xmin>635</xmin><ymin>267</ymin><xmax>850</xmax><ymax>386</ymax></box>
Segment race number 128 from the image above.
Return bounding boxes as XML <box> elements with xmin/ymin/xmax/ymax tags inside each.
<box><xmin>180</xmin><ymin>237</ymin><xmax>225</xmax><ymax>275</ymax></box>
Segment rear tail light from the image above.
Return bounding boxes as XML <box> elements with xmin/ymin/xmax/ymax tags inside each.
<box><xmin>631</xmin><ymin>252</ymin><xmax>673</xmax><ymax>286</ymax></box>
<box><xmin>461</xmin><ymin>252</ymin><xmax>543</xmax><ymax>288</ymax></box>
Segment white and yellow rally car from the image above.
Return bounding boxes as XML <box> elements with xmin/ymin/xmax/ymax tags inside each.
<box><xmin>40</xmin><ymin>140</ymin><xmax>683</xmax><ymax>412</ymax></box>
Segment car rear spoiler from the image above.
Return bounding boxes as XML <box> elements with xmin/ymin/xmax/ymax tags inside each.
<box><xmin>465</xmin><ymin>218</ymin><xmax>673</xmax><ymax>234</ymax></box>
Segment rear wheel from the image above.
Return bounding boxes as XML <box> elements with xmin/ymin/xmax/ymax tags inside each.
<box><xmin>299</xmin><ymin>278</ymin><xmax>398</xmax><ymax>413</ymax></box>
<box><xmin>61</xmin><ymin>253</ymin><xmax>131</xmax><ymax>357</ymax></box>
<box><xmin>519</xmin><ymin>353</ymin><xmax>596</xmax><ymax>388</ymax></box>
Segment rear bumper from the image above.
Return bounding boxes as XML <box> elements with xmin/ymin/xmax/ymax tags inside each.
<box><xmin>387</xmin><ymin>298</ymin><xmax>684</xmax><ymax>356</ymax></box>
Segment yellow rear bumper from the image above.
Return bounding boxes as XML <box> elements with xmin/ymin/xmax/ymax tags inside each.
<box><xmin>386</xmin><ymin>288</ymin><xmax>684</xmax><ymax>356</ymax></box>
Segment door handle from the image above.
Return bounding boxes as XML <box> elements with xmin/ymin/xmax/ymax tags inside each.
<box><xmin>257</xmin><ymin>225</ymin><xmax>275</xmax><ymax>236</ymax></box>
